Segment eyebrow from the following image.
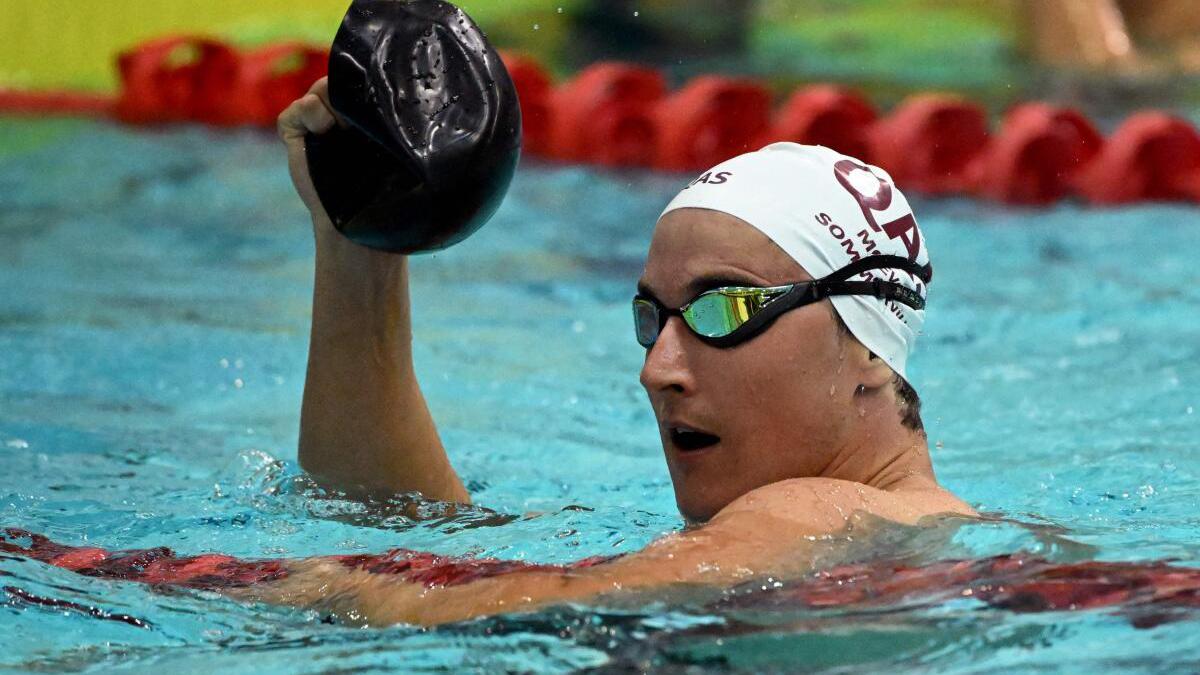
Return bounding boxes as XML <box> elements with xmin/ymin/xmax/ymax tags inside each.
<box><xmin>636</xmin><ymin>273</ymin><xmax>767</xmax><ymax>304</ymax></box>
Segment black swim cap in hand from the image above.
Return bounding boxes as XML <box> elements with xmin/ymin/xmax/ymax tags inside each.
<box><xmin>305</xmin><ymin>0</ymin><xmax>522</xmax><ymax>253</ymax></box>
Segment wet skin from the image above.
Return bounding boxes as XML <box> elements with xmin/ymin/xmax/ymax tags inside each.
<box><xmin>265</xmin><ymin>80</ymin><xmax>977</xmax><ymax>627</ymax></box>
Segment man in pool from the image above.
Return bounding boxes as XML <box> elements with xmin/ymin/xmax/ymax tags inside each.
<box><xmin>250</xmin><ymin>79</ymin><xmax>975</xmax><ymax>625</ymax></box>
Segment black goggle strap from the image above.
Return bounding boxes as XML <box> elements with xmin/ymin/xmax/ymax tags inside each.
<box><xmin>813</xmin><ymin>279</ymin><xmax>925</xmax><ymax>310</ymax></box>
<box><xmin>822</xmin><ymin>255</ymin><xmax>933</xmax><ymax>284</ymax></box>
<box><xmin>815</xmin><ymin>255</ymin><xmax>930</xmax><ymax>311</ymax></box>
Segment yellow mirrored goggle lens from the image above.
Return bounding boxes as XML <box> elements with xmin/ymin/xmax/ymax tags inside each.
<box><xmin>682</xmin><ymin>287</ymin><xmax>788</xmax><ymax>338</ymax></box>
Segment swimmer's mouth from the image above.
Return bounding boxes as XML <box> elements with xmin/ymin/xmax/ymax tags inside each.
<box><xmin>669</xmin><ymin>426</ymin><xmax>721</xmax><ymax>452</ymax></box>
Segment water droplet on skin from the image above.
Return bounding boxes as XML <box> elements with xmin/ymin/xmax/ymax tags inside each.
<box><xmin>829</xmin><ymin>384</ymin><xmax>837</xmax><ymax>397</ymax></box>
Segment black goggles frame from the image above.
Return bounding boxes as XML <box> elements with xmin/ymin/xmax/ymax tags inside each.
<box><xmin>633</xmin><ymin>255</ymin><xmax>932</xmax><ymax>349</ymax></box>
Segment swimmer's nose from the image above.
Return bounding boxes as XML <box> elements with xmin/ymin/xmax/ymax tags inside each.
<box><xmin>639</xmin><ymin>316</ymin><xmax>696</xmax><ymax>396</ymax></box>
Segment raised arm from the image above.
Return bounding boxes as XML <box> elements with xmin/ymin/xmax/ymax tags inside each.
<box><xmin>277</xmin><ymin>79</ymin><xmax>469</xmax><ymax>503</ymax></box>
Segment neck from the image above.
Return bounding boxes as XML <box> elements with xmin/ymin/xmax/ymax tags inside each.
<box><xmin>821</xmin><ymin>388</ymin><xmax>937</xmax><ymax>492</ymax></box>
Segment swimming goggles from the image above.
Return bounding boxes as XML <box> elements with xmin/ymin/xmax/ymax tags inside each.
<box><xmin>632</xmin><ymin>255</ymin><xmax>932</xmax><ymax>349</ymax></box>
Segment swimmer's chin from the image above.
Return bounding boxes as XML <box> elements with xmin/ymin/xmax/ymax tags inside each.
<box><xmin>674</xmin><ymin>493</ymin><xmax>725</xmax><ymax>525</ymax></box>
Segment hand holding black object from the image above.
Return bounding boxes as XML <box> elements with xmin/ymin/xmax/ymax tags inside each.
<box><xmin>305</xmin><ymin>0</ymin><xmax>522</xmax><ymax>254</ymax></box>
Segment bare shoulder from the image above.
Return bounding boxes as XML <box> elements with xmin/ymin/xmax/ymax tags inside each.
<box><xmin>709</xmin><ymin>477</ymin><xmax>977</xmax><ymax>536</ymax></box>
<box><xmin>574</xmin><ymin>478</ymin><xmax>976</xmax><ymax>591</ymax></box>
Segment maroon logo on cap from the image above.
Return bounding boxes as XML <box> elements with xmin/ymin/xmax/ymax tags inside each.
<box><xmin>833</xmin><ymin>159</ymin><xmax>921</xmax><ymax>262</ymax></box>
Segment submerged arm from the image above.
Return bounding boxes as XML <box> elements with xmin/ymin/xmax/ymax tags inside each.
<box><xmin>254</xmin><ymin>478</ymin><xmax>975</xmax><ymax>626</ymax></box>
<box><xmin>278</xmin><ymin>79</ymin><xmax>468</xmax><ymax>503</ymax></box>
<box><xmin>3</xmin><ymin>481</ymin><xmax>975</xmax><ymax>627</ymax></box>
<box><xmin>248</xmin><ymin>510</ymin><xmax>805</xmax><ymax>626</ymax></box>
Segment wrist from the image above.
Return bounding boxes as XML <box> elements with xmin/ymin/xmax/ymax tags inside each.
<box><xmin>310</xmin><ymin>225</ymin><xmax>412</xmax><ymax>341</ymax></box>
<box><xmin>314</xmin><ymin>223</ymin><xmax>407</xmax><ymax>279</ymax></box>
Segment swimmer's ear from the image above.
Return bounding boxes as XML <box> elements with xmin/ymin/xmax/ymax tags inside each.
<box><xmin>853</xmin><ymin>347</ymin><xmax>893</xmax><ymax>394</ymax></box>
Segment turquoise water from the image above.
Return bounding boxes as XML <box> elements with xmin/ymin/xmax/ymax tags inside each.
<box><xmin>1</xmin><ymin>119</ymin><xmax>1199</xmax><ymax>672</ymax></box>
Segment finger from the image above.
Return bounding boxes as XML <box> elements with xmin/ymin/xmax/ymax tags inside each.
<box><xmin>306</xmin><ymin>77</ymin><xmax>346</xmax><ymax>127</ymax></box>
<box><xmin>298</xmin><ymin>94</ymin><xmax>337</xmax><ymax>134</ymax></box>
<box><xmin>277</xmin><ymin>94</ymin><xmax>336</xmax><ymax>140</ymax></box>
<box><xmin>277</xmin><ymin>98</ymin><xmax>307</xmax><ymax>140</ymax></box>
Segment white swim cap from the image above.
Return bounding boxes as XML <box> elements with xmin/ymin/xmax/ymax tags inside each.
<box><xmin>659</xmin><ymin>143</ymin><xmax>930</xmax><ymax>380</ymax></box>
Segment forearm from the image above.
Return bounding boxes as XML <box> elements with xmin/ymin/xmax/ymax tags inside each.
<box><xmin>321</xmin><ymin>527</ymin><xmax>780</xmax><ymax>626</ymax></box>
<box><xmin>299</xmin><ymin>220</ymin><xmax>468</xmax><ymax>502</ymax></box>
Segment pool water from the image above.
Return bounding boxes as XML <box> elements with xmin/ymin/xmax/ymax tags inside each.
<box><xmin>1</xmin><ymin>119</ymin><xmax>1199</xmax><ymax>673</ymax></box>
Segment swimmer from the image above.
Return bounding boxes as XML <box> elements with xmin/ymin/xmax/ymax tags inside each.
<box><xmin>261</xmin><ymin>78</ymin><xmax>977</xmax><ymax>625</ymax></box>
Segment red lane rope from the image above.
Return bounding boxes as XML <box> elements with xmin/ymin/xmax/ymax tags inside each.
<box><xmin>6</xmin><ymin>527</ymin><xmax>1200</xmax><ymax>627</ymax></box>
<box><xmin>0</xmin><ymin>90</ymin><xmax>115</xmax><ymax>117</ymax></box>
<box><xmin>2</xmin><ymin>35</ymin><xmax>1199</xmax><ymax>206</ymax></box>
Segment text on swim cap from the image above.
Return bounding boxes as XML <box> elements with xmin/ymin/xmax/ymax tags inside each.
<box><xmin>813</xmin><ymin>212</ymin><xmax>915</xmax><ymax>325</ymax></box>
<box><xmin>814</xmin><ymin>212</ymin><xmax>878</xmax><ymax>260</ymax></box>
<box><xmin>683</xmin><ymin>171</ymin><xmax>732</xmax><ymax>189</ymax></box>
<box><xmin>833</xmin><ymin>160</ymin><xmax>922</xmax><ymax>264</ymax></box>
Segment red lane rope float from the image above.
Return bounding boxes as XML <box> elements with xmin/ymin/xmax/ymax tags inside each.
<box><xmin>868</xmin><ymin>94</ymin><xmax>991</xmax><ymax>195</ymax></box>
<box><xmin>759</xmin><ymin>85</ymin><xmax>877</xmax><ymax>163</ymax></box>
<box><xmin>499</xmin><ymin>51</ymin><xmax>554</xmax><ymax>157</ymax></box>
<box><xmin>0</xmin><ymin>529</ymin><xmax>285</xmax><ymax>589</ymax></box>
<box><xmin>114</xmin><ymin>36</ymin><xmax>241</xmax><ymax>125</ymax></box>
<box><xmin>1075</xmin><ymin>111</ymin><xmax>1200</xmax><ymax>205</ymax></box>
<box><xmin>6</xmin><ymin>38</ymin><xmax>1200</xmax><ymax>207</ymax></box>
<box><xmin>0</xmin><ymin>90</ymin><xmax>114</xmax><ymax>117</ymax></box>
<box><xmin>975</xmin><ymin>103</ymin><xmax>1103</xmax><ymax>206</ymax></box>
<box><xmin>654</xmin><ymin>75</ymin><xmax>772</xmax><ymax>172</ymax></box>
<box><xmin>548</xmin><ymin>61</ymin><xmax>665</xmax><ymax>167</ymax></box>
<box><xmin>333</xmin><ymin>548</ymin><xmax>612</xmax><ymax>588</ymax></box>
<box><xmin>715</xmin><ymin>552</ymin><xmax>1200</xmax><ymax>627</ymax></box>
<box><xmin>223</xmin><ymin>42</ymin><xmax>329</xmax><ymax>127</ymax></box>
